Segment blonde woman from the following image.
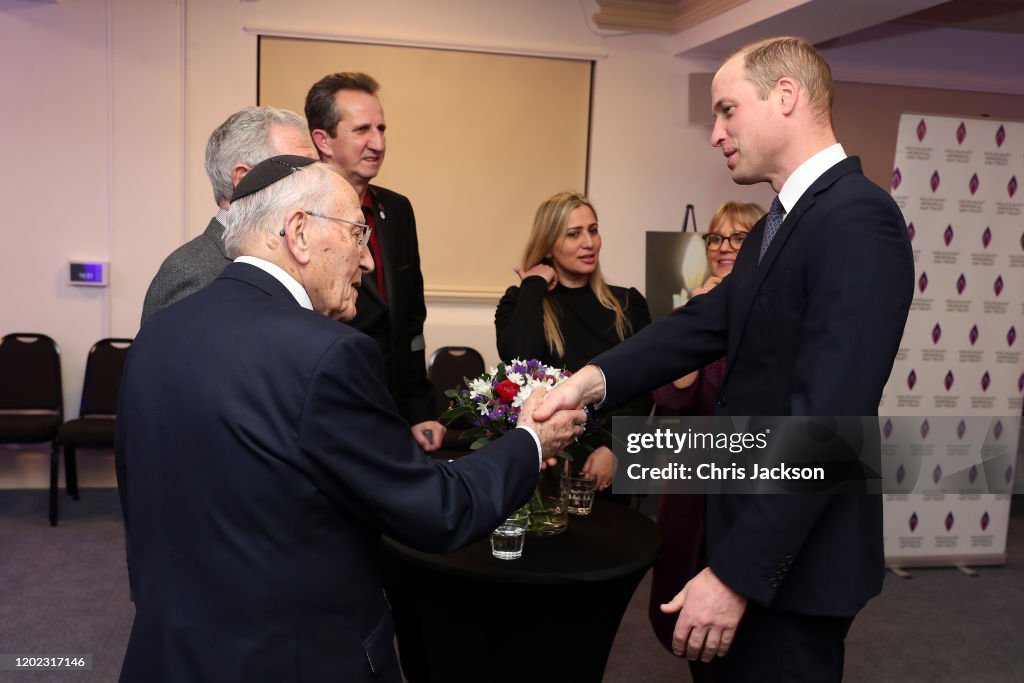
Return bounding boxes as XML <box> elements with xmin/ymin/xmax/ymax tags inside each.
<box><xmin>495</xmin><ymin>191</ymin><xmax>651</xmax><ymax>494</ymax></box>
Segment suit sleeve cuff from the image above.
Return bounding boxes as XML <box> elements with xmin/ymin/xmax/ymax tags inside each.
<box><xmin>515</xmin><ymin>425</ymin><xmax>543</xmax><ymax>469</ymax></box>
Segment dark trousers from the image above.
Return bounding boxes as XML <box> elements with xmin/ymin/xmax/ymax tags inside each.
<box><xmin>720</xmin><ymin>604</ymin><xmax>853</xmax><ymax>682</ymax></box>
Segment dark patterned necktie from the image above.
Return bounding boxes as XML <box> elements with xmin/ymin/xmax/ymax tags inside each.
<box><xmin>759</xmin><ymin>196</ymin><xmax>785</xmax><ymax>263</ymax></box>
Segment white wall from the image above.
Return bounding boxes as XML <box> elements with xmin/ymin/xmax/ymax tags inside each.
<box><xmin>1</xmin><ymin>0</ymin><xmax>1012</xmax><ymax>487</ymax></box>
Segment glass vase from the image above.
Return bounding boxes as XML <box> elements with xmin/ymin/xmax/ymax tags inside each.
<box><xmin>522</xmin><ymin>463</ymin><xmax>568</xmax><ymax>536</ymax></box>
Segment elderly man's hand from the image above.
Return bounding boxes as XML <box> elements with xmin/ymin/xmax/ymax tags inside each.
<box><xmin>518</xmin><ymin>386</ymin><xmax>586</xmax><ymax>466</ymax></box>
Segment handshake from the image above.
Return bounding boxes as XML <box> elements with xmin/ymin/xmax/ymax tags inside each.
<box><xmin>515</xmin><ymin>365</ymin><xmax>608</xmax><ymax>468</ymax></box>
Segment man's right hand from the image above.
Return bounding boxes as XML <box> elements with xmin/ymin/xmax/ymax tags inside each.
<box><xmin>532</xmin><ymin>365</ymin><xmax>606</xmax><ymax>423</ymax></box>
<box><xmin>518</xmin><ymin>386</ymin><xmax>586</xmax><ymax>465</ymax></box>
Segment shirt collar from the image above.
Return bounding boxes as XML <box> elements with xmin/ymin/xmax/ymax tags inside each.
<box><xmin>215</xmin><ymin>207</ymin><xmax>230</xmax><ymax>228</ymax></box>
<box><xmin>777</xmin><ymin>143</ymin><xmax>846</xmax><ymax>213</ymax></box>
<box><xmin>234</xmin><ymin>255</ymin><xmax>314</xmax><ymax>311</ymax></box>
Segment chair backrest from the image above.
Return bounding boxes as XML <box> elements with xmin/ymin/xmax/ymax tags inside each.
<box><xmin>79</xmin><ymin>338</ymin><xmax>133</xmax><ymax>417</ymax></box>
<box><xmin>428</xmin><ymin>346</ymin><xmax>486</xmax><ymax>416</ymax></box>
<box><xmin>0</xmin><ymin>333</ymin><xmax>63</xmax><ymax>414</ymax></box>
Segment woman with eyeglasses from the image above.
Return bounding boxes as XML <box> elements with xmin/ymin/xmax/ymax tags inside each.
<box><xmin>495</xmin><ymin>191</ymin><xmax>651</xmax><ymax>497</ymax></box>
<box><xmin>648</xmin><ymin>200</ymin><xmax>764</xmax><ymax>681</ymax></box>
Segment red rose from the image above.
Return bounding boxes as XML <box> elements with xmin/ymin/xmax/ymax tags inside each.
<box><xmin>495</xmin><ymin>380</ymin><xmax>520</xmax><ymax>403</ymax></box>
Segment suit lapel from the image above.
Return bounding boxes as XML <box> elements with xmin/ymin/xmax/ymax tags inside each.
<box><xmin>725</xmin><ymin>157</ymin><xmax>862</xmax><ymax>368</ymax></box>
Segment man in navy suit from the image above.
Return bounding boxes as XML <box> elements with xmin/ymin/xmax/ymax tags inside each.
<box><xmin>536</xmin><ymin>37</ymin><xmax>914</xmax><ymax>681</ymax></box>
<box><xmin>115</xmin><ymin>156</ymin><xmax>584</xmax><ymax>682</ymax></box>
<box><xmin>305</xmin><ymin>73</ymin><xmax>444</xmax><ymax>452</ymax></box>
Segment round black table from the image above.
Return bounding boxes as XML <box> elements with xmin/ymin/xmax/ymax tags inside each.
<box><xmin>380</xmin><ymin>501</ymin><xmax>661</xmax><ymax>683</ymax></box>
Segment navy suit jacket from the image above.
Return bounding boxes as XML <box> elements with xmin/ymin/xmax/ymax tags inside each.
<box><xmin>596</xmin><ymin>157</ymin><xmax>914</xmax><ymax>616</ymax></box>
<box><xmin>348</xmin><ymin>186</ymin><xmax>434</xmax><ymax>424</ymax></box>
<box><xmin>115</xmin><ymin>262</ymin><xmax>538</xmax><ymax>682</ymax></box>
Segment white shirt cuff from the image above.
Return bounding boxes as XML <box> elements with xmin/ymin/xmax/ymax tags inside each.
<box><xmin>515</xmin><ymin>425</ymin><xmax>543</xmax><ymax>469</ymax></box>
<box><xmin>592</xmin><ymin>365</ymin><xmax>608</xmax><ymax>409</ymax></box>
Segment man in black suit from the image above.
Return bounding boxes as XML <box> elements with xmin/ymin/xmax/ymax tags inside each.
<box><xmin>140</xmin><ymin>106</ymin><xmax>316</xmax><ymax>325</ymax></box>
<box><xmin>304</xmin><ymin>73</ymin><xmax>443</xmax><ymax>451</ymax></box>
<box><xmin>536</xmin><ymin>37</ymin><xmax>914</xmax><ymax>681</ymax></box>
<box><xmin>115</xmin><ymin>156</ymin><xmax>584</xmax><ymax>683</ymax></box>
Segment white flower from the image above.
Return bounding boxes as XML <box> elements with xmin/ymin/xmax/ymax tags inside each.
<box><xmin>469</xmin><ymin>378</ymin><xmax>493</xmax><ymax>398</ymax></box>
<box><xmin>476</xmin><ymin>401</ymin><xmax>490</xmax><ymax>416</ymax></box>
<box><xmin>506</xmin><ymin>371</ymin><xmax>525</xmax><ymax>386</ymax></box>
<box><xmin>511</xmin><ymin>383</ymin><xmax>533</xmax><ymax>409</ymax></box>
<box><xmin>488</xmin><ymin>366</ymin><xmax>498</xmax><ymax>376</ymax></box>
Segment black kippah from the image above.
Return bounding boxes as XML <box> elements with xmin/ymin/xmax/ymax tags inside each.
<box><xmin>230</xmin><ymin>155</ymin><xmax>316</xmax><ymax>203</ymax></box>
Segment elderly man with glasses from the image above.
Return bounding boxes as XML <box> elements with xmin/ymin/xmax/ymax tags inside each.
<box><xmin>114</xmin><ymin>156</ymin><xmax>585</xmax><ymax>683</ymax></box>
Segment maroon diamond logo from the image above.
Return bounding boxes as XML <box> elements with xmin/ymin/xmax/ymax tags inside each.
<box><xmin>896</xmin><ymin>463</ymin><xmax>905</xmax><ymax>484</ymax></box>
<box><xmin>907</xmin><ymin>370</ymin><xmax>917</xmax><ymax>390</ymax></box>
<box><xmin>883</xmin><ymin>419</ymin><xmax>893</xmax><ymax>439</ymax></box>
<box><xmin>994</xmin><ymin>421</ymin><xmax>1003</xmax><ymax>440</ymax></box>
<box><xmin>944</xmin><ymin>225</ymin><xmax>954</xmax><ymax>245</ymax></box>
<box><xmin>956</xmin><ymin>122</ymin><xmax>967</xmax><ymax>144</ymax></box>
<box><xmin>932</xmin><ymin>323</ymin><xmax>942</xmax><ymax>344</ymax></box>
<box><xmin>1010</xmin><ymin>176</ymin><xmax>1018</xmax><ymax>198</ymax></box>
<box><xmin>969</xmin><ymin>174</ymin><xmax>980</xmax><ymax>195</ymax></box>
<box><xmin>969</xmin><ymin>465</ymin><xmax>978</xmax><ymax>484</ymax></box>
<box><xmin>981</xmin><ymin>371</ymin><xmax>991</xmax><ymax>392</ymax></box>
<box><xmin>892</xmin><ymin>167</ymin><xmax>902</xmax><ymax>190</ymax></box>
<box><xmin>994</xmin><ymin>276</ymin><xmax>1003</xmax><ymax>296</ymax></box>
<box><xmin>907</xmin><ymin>223</ymin><xmax>915</xmax><ymax>241</ymax></box>
<box><xmin>957</xmin><ymin>420</ymin><xmax>966</xmax><ymax>440</ymax></box>
<box><xmin>944</xmin><ymin>371</ymin><xmax>954</xmax><ymax>391</ymax></box>
<box><xmin>956</xmin><ymin>274</ymin><xmax>966</xmax><ymax>295</ymax></box>
<box><xmin>996</xmin><ymin>124</ymin><xmax>1006</xmax><ymax>147</ymax></box>
<box><xmin>969</xmin><ymin>325</ymin><xmax>979</xmax><ymax>346</ymax></box>
<box><xmin>1009</xmin><ymin>327</ymin><xmax>1017</xmax><ymax>347</ymax></box>
<box><xmin>917</xmin><ymin>118</ymin><xmax>927</xmax><ymax>142</ymax></box>
<box><xmin>981</xmin><ymin>512</ymin><xmax>990</xmax><ymax>531</ymax></box>
<box><xmin>921</xmin><ymin>419</ymin><xmax>930</xmax><ymax>439</ymax></box>
<box><xmin>918</xmin><ymin>272</ymin><xmax>928</xmax><ymax>293</ymax></box>
<box><xmin>982</xmin><ymin>227</ymin><xmax>992</xmax><ymax>248</ymax></box>
<box><xmin>930</xmin><ymin>170</ymin><xmax>941</xmax><ymax>193</ymax></box>
<box><xmin>909</xmin><ymin>512</ymin><xmax>918</xmax><ymax>532</ymax></box>
<box><xmin>933</xmin><ymin>464</ymin><xmax>942</xmax><ymax>484</ymax></box>
<box><xmin>945</xmin><ymin>512</ymin><xmax>954</xmax><ymax>532</ymax></box>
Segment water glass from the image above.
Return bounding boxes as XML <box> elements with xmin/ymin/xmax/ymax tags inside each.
<box><xmin>564</xmin><ymin>471</ymin><xmax>597</xmax><ymax>516</ymax></box>
<box><xmin>490</xmin><ymin>514</ymin><xmax>528</xmax><ymax>560</ymax></box>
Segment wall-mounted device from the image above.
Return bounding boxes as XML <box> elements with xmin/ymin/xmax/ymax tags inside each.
<box><xmin>69</xmin><ymin>262</ymin><xmax>109</xmax><ymax>287</ymax></box>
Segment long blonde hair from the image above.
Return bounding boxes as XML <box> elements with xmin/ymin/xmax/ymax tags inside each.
<box><xmin>520</xmin><ymin>191</ymin><xmax>632</xmax><ymax>359</ymax></box>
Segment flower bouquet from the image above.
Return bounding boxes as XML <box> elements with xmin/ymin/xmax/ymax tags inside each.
<box><xmin>440</xmin><ymin>358</ymin><xmax>573</xmax><ymax>536</ymax></box>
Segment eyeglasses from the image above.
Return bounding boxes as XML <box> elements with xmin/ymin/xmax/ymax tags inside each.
<box><xmin>305</xmin><ymin>210</ymin><xmax>373</xmax><ymax>248</ymax></box>
<box><xmin>702</xmin><ymin>232</ymin><xmax>748</xmax><ymax>250</ymax></box>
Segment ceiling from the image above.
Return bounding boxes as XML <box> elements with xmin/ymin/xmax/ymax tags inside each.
<box><xmin>593</xmin><ymin>0</ymin><xmax>1024</xmax><ymax>36</ymax></box>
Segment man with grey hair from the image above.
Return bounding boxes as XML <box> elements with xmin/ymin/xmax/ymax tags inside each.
<box><xmin>115</xmin><ymin>155</ymin><xmax>585</xmax><ymax>683</ymax></box>
<box><xmin>140</xmin><ymin>106</ymin><xmax>316</xmax><ymax>325</ymax></box>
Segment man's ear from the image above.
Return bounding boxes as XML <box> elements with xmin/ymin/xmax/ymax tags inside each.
<box><xmin>280</xmin><ymin>209</ymin><xmax>313</xmax><ymax>265</ymax></box>
<box><xmin>776</xmin><ymin>77</ymin><xmax>798</xmax><ymax>116</ymax></box>
<box><xmin>231</xmin><ymin>163</ymin><xmax>253</xmax><ymax>189</ymax></box>
<box><xmin>311</xmin><ymin>129</ymin><xmax>333</xmax><ymax>159</ymax></box>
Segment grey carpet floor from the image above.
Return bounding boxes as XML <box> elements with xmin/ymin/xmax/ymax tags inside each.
<box><xmin>2</xmin><ymin>489</ymin><xmax>1021</xmax><ymax>682</ymax></box>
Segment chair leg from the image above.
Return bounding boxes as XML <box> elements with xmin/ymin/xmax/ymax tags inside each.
<box><xmin>65</xmin><ymin>445</ymin><xmax>79</xmax><ymax>500</ymax></box>
<box><xmin>49</xmin><ymin>441</ymin><xmax>60</xmax><ymax>526</ymax></box>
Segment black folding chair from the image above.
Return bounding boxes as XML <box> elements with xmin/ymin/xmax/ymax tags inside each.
<box><xmin>0</xmin><ymin>333</ymin><xmax>63</xmax><ymax>525</ymax></box>
<box><xmin>427</xmin><ymin>346</ymin><xmax>486</xmax><ymax>457</ymax></box>
<box><xmin>54</xmin><ymin>338</ymin><xmax>132</xmax><ymax>525</ymax></box>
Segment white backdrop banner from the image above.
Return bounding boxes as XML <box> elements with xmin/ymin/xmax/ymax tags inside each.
<box><xmin>881</xmin><ymin>113</ymin><xmax>1024</xmax><ymax>567</ymax></box>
